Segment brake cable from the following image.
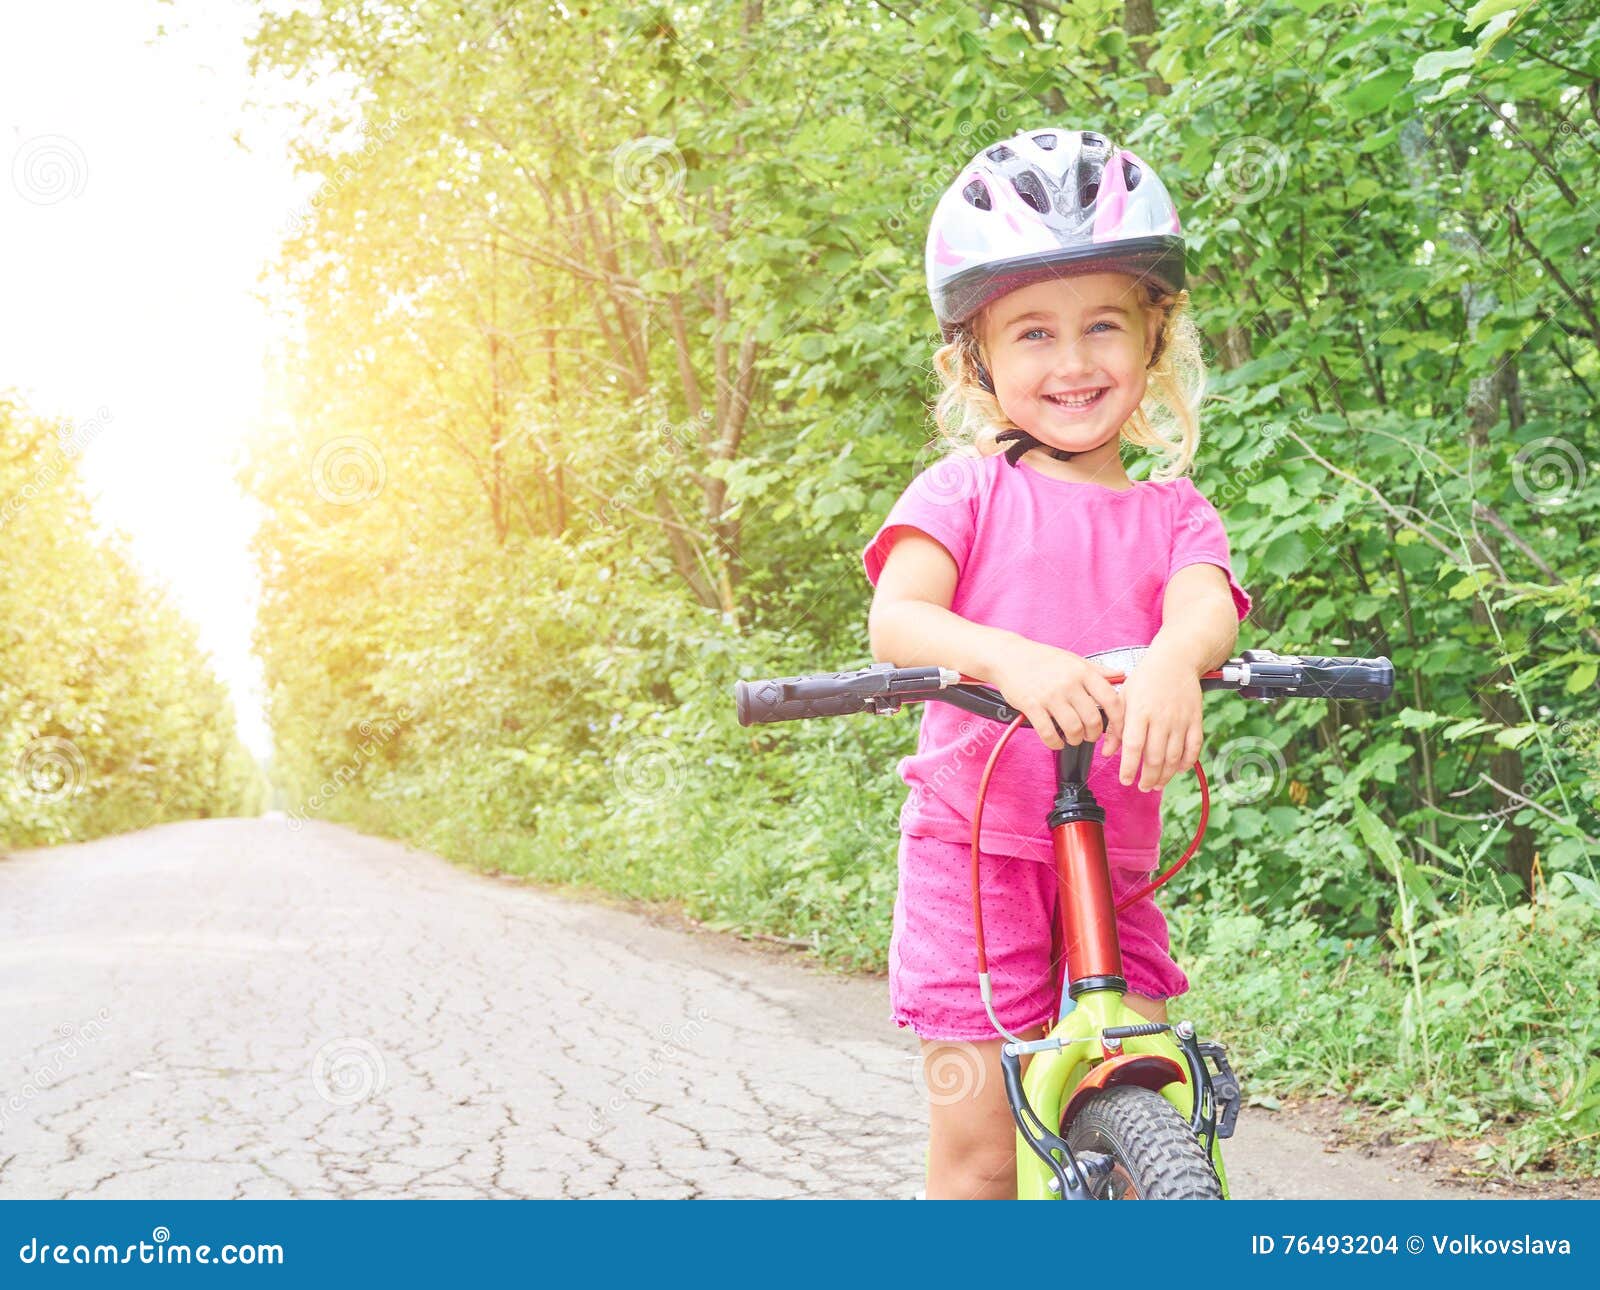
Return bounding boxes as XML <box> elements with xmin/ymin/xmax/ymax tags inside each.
<box><xmin>967</xmin><ymin>668</ymin><xmax>1216</xmax><ymax>1026</ymax></box>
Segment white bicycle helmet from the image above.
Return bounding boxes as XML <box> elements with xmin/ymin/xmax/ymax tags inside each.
<box><xmin>925</xmin><ymin>127</ymin><xmax>1185</xmax><ymax>343</ymax></box>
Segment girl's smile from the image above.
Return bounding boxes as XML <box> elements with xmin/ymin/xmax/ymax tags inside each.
<box><xmin>1041</xmin><ymin>387</ymin><xmax>1109</xmax><ymax>415</ymax></box>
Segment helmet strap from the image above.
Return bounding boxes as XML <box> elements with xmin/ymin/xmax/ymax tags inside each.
<box><xmin>981</xmin><ymin>359</ymin><xmax>1085</xmax><ymax>466</ymax></box>
<box><xmin>1145</xmin><ymin>300</ymin><xmax>1175</xmax><ymax>369</ymax></box>
<box><xmin>994</xmin><ymin>428</ymin><xmax>1082</xmax><ymax>466</ymax></box>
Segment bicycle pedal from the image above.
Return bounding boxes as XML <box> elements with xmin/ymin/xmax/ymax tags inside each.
<box><xmin>1197</xmin><ymin>1041</ymin><xmax>1241</xmax><ymax>1140</ymax></box>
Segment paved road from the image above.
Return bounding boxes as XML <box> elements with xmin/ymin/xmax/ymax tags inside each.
<box><xmin>0</xmin><ymin>818</ymin><xmax>1480</xmax><ymax>1199</ymax></box>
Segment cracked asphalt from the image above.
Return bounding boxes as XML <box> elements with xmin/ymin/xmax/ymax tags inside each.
<box><xmin>0</xmin><ymin>817</ymin><xmax>1478</xmax><ymax>1199</ymax></box>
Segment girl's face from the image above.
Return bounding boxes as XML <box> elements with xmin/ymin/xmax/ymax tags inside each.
<box><xmin>978</xmin><ymin>272</ymin><xmax>1165</xmax><ymax>453</ymax></box>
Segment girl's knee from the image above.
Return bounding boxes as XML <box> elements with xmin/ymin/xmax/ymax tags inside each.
<box><xmin>926</xmin><ymin>1141</ymin><xmax>1016</xmax><ymax>1200</ymax></box>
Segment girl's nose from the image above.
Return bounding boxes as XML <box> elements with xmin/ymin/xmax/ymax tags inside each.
<box><xmin>1050</xmin><ymin>343</ymin><xmax>1099</xmax><ymax>380</ymax></box>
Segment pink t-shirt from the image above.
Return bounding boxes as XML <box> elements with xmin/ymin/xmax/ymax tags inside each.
<box><xmin>861</xmin><ymin>451</ymin><xmax>1252</xmax><ymax>873</ymax></box>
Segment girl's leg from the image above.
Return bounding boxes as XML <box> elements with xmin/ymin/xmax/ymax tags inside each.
<box><xmin>1122</xmin><ymin>992</ymin><xmax>1168</xmax><ymax>1023</ymax></box>
<box><xmin>922</xmin><ymin>1023</ymin><xmax>1045</xmax><ymax>1200</ymax></box>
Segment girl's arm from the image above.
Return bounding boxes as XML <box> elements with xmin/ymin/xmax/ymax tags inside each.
<box><xmin>1102</xmin><ymin>563</ymin><xmax>1241</xmax><ymax>790</ymax></box>
<box><xmin>868</xmin><ymin>529</ymin><xmax>1124</xmax><ymax>750</ymax></box>
<box><xmin>1142</xmin><ymin>563</ymin><xmax>1241</xmax><ymax>676</ymax></box>
<box><xmin>867</xmin><ymin>529</ymin><xmax>1010</xmax><ymax>678</ymax></box>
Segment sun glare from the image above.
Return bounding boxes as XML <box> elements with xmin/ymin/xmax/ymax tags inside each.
<box><xmin>1</xmin><ymin>1</ymin><xmax>343</xmax><ymax>759</ymax></box>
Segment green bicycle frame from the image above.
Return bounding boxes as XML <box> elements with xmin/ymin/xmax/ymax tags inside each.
<box><xmin>1014</xmin><ymin>987</ymin><xmax>1230</xmax><ymax>1199</ymax></box>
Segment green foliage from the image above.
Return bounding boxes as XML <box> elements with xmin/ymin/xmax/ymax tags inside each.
<box><xmin>0</xmin><ymin>394</ymin><xmax>264</xmax><ymax>849</ymax></box>
<box><xmin>244</xmin><ymin>0</ymin><xmax>1600</xmax><ymax>1178</ymax></box>
<box><xmin>1178</xmin><ymin>886</ymin><xmax>1600</xmax><ymax>1178</ymax></box>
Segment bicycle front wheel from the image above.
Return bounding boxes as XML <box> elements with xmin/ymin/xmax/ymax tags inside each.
<box><xmin>1064</xmin><ymin>1085</ymin><xmax>1223</xmax><ymax>1199</ymax></box>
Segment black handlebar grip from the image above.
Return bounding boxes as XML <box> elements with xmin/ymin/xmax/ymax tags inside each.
<box><xmin>735</xmin><ymin>664</ymin><xmax>946</xmax><ymax>726</ymax></box>
<box><xmin>1295</xmin><ymin>655</ymin><xmax>1395</xmax><ymax>701</ymax></box>
<box><xmin>735</xmin><ymin>673</ymin><xmax>872</xmax><ymax>725</ymax></box>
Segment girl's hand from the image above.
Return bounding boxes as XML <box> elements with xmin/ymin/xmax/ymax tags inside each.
<box><xmin>987</xmin><ymin>635</ymin><xmax>1125</xmax><ymax>752</ymax></box>
<box><xmin>1101</xmin><ymin>655</ymin><xmax>1203</xmax><ymax>792</ymax></box>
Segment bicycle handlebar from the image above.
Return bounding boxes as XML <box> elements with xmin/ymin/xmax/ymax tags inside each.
<box><xmin>734</xmin><ymin>648</ymin><xmax>1394</xmax><ymax>728</ymax></box>
<box><xmin>1237</xmin><ymin>651</ymin><xmax>1393</xmax><ymax>701</ymax></box>
<box><xmin>734</xmin><ymin>664</ymin><xmax>959</xmax><ymax>725</ymax></box>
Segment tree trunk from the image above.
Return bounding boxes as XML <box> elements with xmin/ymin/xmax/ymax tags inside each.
<box><xmin>543</xmin><ymin>286</ymin><xmax>568</xmax><ymax>536</ymax></box>
<box><xmin>1124</xmin><ymin>0</ymin><xmax>1169</xmax><ymax>98</ymax></box>
<box><xmin>1409</xmin><ymin>112</ymin><xmax>1538</xmax><ymax>898</ymax></box>
<box><xmin>487</xmin><ymin>237</ymin><xmax>507</xmax><ymax>544</ymax></box>
<box><xmin>1464</xmin><ymin>347</ymin><xmax>1536</xmax><ymax>896</ymax></box>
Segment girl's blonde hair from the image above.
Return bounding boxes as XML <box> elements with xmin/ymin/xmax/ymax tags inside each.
<box><xmin>929</xmin><ymin>281</ymin><xmax>1205</xmax><ymax>481</ymax></box>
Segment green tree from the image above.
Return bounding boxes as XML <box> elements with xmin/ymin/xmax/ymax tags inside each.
<box><xmin>1</xmin><ymin>394</ymin><xmax>264</xmax><ymax>848</ymax></box>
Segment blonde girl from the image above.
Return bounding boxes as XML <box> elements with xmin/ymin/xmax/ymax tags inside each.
<box><xmin>861</xmin><ymin>128</ymin><xmax>1252</xmax><ymax>1199</ymax></box>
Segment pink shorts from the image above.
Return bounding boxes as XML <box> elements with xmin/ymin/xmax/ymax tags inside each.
<box><xmin>888</xmin><ymin>831</ymin><xmax>1190</xmax><ymax>1043</ymax></box>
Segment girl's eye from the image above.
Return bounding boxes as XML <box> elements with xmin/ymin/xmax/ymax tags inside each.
<box><xmin>1020</xmin><ymin>322</ymin><xmax>1117</xmax><ymax>340</ymax></box>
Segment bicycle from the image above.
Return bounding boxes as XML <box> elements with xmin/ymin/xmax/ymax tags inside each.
<box><xmin>735</xmin><ymin>645</ymin><xmax>1395</xmax><ymax>1199</ymax></box>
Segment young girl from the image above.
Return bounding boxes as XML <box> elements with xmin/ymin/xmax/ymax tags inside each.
<box><xmin>861</xmin><ymin>128</ymin><xmax>1253</xmax><ymax>1200</ymax></box>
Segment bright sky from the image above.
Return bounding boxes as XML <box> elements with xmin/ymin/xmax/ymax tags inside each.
<box><xmin>1</xmin><ymin>1</ymin><xmax>336</xmax><ymax>760</ymax></box>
